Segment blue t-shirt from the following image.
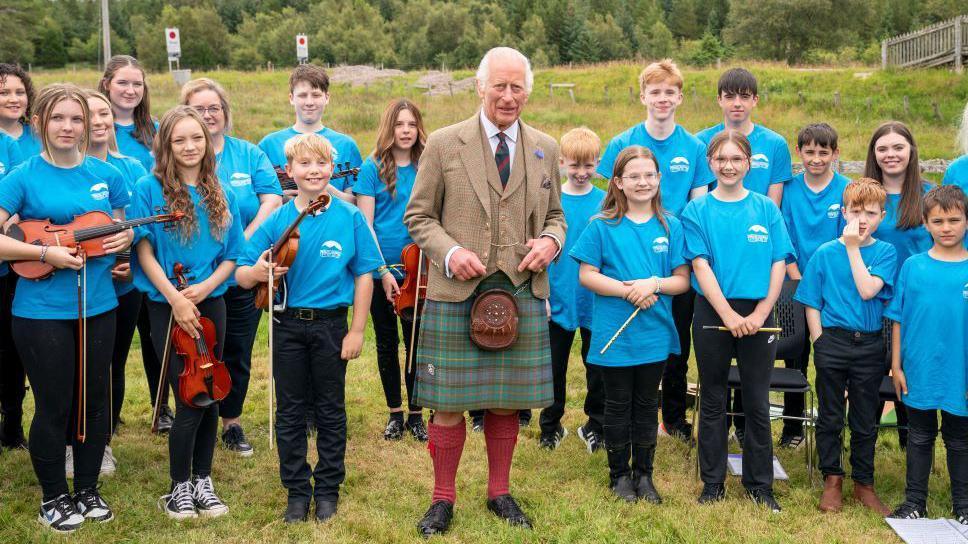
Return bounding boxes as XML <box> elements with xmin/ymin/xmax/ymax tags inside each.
<box><xmin>0</xmin><ymin>132</ymin><xmax>23</xmax><ymax>179</ymax></box>
<box><xmin>570</xmin><ymin>214</ymin><xmax>686</xmax><ymax>367</ymax></box>
<box><xmin>13</xmin><ymin>123</ymin><xmax>41</xmax><ymax>157</ymax></box>
<box><xmin>129</xmin><ymin>175</ymin><xmax>243</xmax><ymax>303</ymax></box>
<box><xmin>885</xmin><ymin>253</ymin><xmax>968</xmax><ymax>416</ymax></box>
<box><xmin>877</xmin><ymin>185</ymin><xmax>933</xmax><ymax>281</ymax></box>
<box><xmin>0</xmin><ymin>155</ymin><xmax>129</xmax><ymax>318</ymax></box>
<box><xmin>549</xmin><ymin>187</ymin><xmax>606</xmax><ymax>331</ymax></box>
<box><xmin>352</xmin><ymin>157</ymin><xmax>416</xmax><ymax>273</ymax></box>
<box><xmin>597</xmin><ymin>124</ymin><xmax>714</xmax><ymax>217</ymax></box>
<box><xmin>794</xmin><ymin>239</ymin><xmax>897</xmax><ymax>332</ymax></box>
<box><xmin>239</xmin><ymin>199</ymin><xmax>384</xmax><ymax>310</ymax></box>
<box><xmin>782</xmin><ymin>172</ymin><xmax>850</xmax><ymax>269</ymax></box>
<box><xmin>682</xmin><ymin>191</ymin><xmax>796</xmax><ymax>300</ymax></box>
<box><xmin>105</xmin><ymin>154</ymin><xmax>148</xmax><ymax>297</ymax></box>
<box><xmin>257</xmin><ymin>126</ymin><xmax>362</xmax><ymax>192</ymax></box>
<box><xmin>217</xmin><ymin>135</ymin><xmax>282</xmax><ymax>229</ymax></box>
<box><xmin>696</xmin><ymin>123</ymin><xmax>793</xmax><ymax>196</ymax></box>
<box><xmin>942</xmin><ymin>154</ymin><xmax>968</xmax><ymax>192</ymax></box>
<box><xmin>115</xmin><ymin>122</ymin><xmax>157</xmax><ymax>173</ymax></box>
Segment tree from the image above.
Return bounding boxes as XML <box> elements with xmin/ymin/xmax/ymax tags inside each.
<box><xmin>637</xmin><ymin>19</ymin><xmax>675</xmax><ymax>59</ymax></box>
<box><xmin>587</xmin><ymin>15</ymin><xmax>632</xmax><ymax>61</ymax></box>
<box><xmin>685</xmin><ymin>30</ymin><xmax>726</xmax><ymax>66</ymax></box>
<box><xmin>32</xmin><ymin>17</ymin><xmax>69</xmax><ymax>68</ymax></box>
<box><xmin>133</xmin><ymin>5</ymin><xmax>231</xmax><ymax>70</ymax></box>
<box><xmin>519</xmin><ymin>14</ymin><xmax>559</xmax><ymax>66</ymax></box>
<box><xmin>665</xmin><ymin>0</ymin><xmax>701</xmax><ymax>40</ymax></box>
<box><xmin>723</xmin><ymin>0</ymin><xmax>840</xmax><ymax>64</ymax></box>
<box><xmin>0</xmin><ymin>0</ymin><xmax>41</xmax><ymax>65</ymax></box>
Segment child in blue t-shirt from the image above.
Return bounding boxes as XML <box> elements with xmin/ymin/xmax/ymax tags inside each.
<box><xmin>794</xmin><ymin>178</ymin><xmax>897</xmax><ymax>515</ymax></box>
<box><xmin>682</xmin><ymin>130</ymin><xmax>794</xmax><ymax>512</ymax></box>
<box><xmin>98</xmin><ymin>56</ymin><xmax>157</xmax><ymax>173</ymax></box>
<box><xmin>942</xmin><ymin>101</ymin><xmax>968</xmax><ymax>249</ymax></box>
<box><xmin>695</xmin><ymin>68</ymin><xmax>792</xmax><ymax>206</ymax></box>
<box><xmin>0</xmin><ymin>63</ymin><xmax>41</xmax><ymax>157</ymax></box>
<box><xmin>0</xmin><ymin>132</ymin><xmax>22</xmax><ymax>179</ymax></box>
<box><xmin>886</xmin><ymin>185</ymin><xmax>968</xmax><ymax>523</ymax></box>
<box><xmin>572</xmin><ymin>145</ymin><xmax>690</xmax><ymax>504</ymax></box>
<box><xmin>236</xmin><ymin>133</ymin><xmax>382</xmax><ymax>524</ymax></box>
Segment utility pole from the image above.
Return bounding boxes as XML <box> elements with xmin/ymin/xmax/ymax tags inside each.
<box><xmin>101</xmin><ymin>0</ymin><xmax>112</xmax><ymax>64</ymax></box>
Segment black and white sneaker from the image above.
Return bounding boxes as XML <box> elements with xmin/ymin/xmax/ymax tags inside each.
<box><xmin>384</xmin><ymin>417</ymin><xmax>404</xmax><ymax>440</ymax></box>
<box><xmin>161</xmin><ymin>481</ymin><xmax>197</xmax><ymax>519</ymax></box>
<box><xmin>577</xmin><ymin>424</ymin><xmax>602</xmax><ymax>453</ymax></box>
<box><xmin>954</xmin><ymin>507</ymin><xmax>967</xmax><ymax>525</ymax></box>
<box><xmin>221</xmin><ymin>424</ymin><xmax>254</xmax><ymax>457</ymax></box>
<box><xmin>39</xmin><ymin>493</ymin><xmax>85</xmax><ymax>533</ymax></box>
<box><xmin>538</xmin><ymin>425</ymin><xmax>568</xmax><ymax>450</ymax></box>
<box><xmin>74</xmin><ymin>486</ymin><xmax>114</xmax><ymax>522</ymax></box>
<box><xmin>471</xmin><ymin>415</ymin><xmax>485</xmax><ymax>433</ymax></box>
<box><xmin>747</xmin><ymin>488</ymin><xmax>782</xmax><ymax>513</ymax></box>
<box><xmin>405</xmin><ymin>417</ymin><xmax>429</xmax><ymax>442</ymax></box>
<box><xmin>889</xmin><ymin>502</ymin><xmax>927</xmax><ymax>519</ymax></box>
<box><xmin>156</xmin><ymin>405</ymin><xmax>174</xmax><ymax>434</ymax></box>
<box><xmin>193</xmin><ymin>476</ymin><xmax>229</xmax><ymax>517</ymax></box>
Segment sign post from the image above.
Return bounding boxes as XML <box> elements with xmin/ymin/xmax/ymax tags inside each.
<box><xmin>165</xmin><ymin>27</ymin><xmax>181</xmax><ymax>70</ymax></box>
<box><xmin>296</xmin><ymin>34</ymin><xmax>309</xmax><ymax>64</ymax></box>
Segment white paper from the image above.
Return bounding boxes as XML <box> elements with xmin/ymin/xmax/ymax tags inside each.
<box><xmin>726</xmin><ymin>454</ymin><xmax>789</xmax><ymax>480</ymax></box>
<box><xmin>885</xmin><ymin>517</ymin><xmax>968</xmax><ymax>544</ymax></box>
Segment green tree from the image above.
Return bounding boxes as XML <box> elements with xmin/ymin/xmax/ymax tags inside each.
<box><xmin>665</xmin><ymin>0</ymin><xmax>701</xmax><ymax>40</ymax></box>
<box><xmin>724</xmin><ymin>0</ymin><xmax>838</xmax><ymax>64</ymax></box>
<box><xmin>685</xmin><ymin>30</ymin><xmax>725</xmax><ymax>66</ymax></box>
<box><xmin>519</xmin><ymin>14</ymin><xmax>559</xmax><ymax>66</ymax></box>
<box><xmin>32</xmin><ymin>16</ymin><xmax>69</xmax><ymax>68</ymax></box>
<box><xmin>587</xmin><ymin>15</ymin><xmax>632</xmax><ymax>60</ymax></box>
<box><xmin>133</xmin><ymin>5</ymin><xmax>230</xmax><ymax>70</ymax></box>
<box><xmin>637</xmin><ymin>19</ymin><xmax>675</xmax><ymax>59</ymax></box>
<box><xmin>1</xmin><ymin>0</ymin><xmax>41</xmax><ymax>65</ymax></box>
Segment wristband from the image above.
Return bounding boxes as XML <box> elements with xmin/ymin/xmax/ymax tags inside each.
<box><xmin>39</xmin><ymin>245</ymin><xmax>49</xmax><ymax>263</ymax></box>
<box><xmin>654</xmin><ymin>276</ymin><xmax>662</xmax><ymax>294</ymax></box>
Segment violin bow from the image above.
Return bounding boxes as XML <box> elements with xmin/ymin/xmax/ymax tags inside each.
<box><xmin>600</xmin><ymin>306</ymin><xmax>640</xmax><ymax>355</ymax></box>
<box><xmin>405</xmin><ymin>249</ymin><xmax>425</xmax><ymax>374</ymax></box>
<box><xmin>75</xmin><ymin>250</ymin><xmax>88</xmax><ymax>443</ymax></box>
<box><xmin>267</xmin><ymin>244</ymin><xmax>275</xmax><ymax>450</ymax></box>
<box><xmin>151</xmin><ymin>265</ymin><xmax>184</xmax><ymax>433</ymax></box>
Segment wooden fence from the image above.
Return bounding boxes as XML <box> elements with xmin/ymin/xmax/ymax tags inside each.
<box><xmin>882</xmin><ymin>15</ymin><xmax>967</xmax><ymax>72</ymax></box>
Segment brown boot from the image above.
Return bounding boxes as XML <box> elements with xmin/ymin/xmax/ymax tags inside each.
<box><xmin>818</xmin><ymin>475</ymin><xmax>844</xmax><ymax>512</ymax></box>
<box><xmin>853</xmin><ymin>482</ymin><xmax>891</xmax><ymax>516</ymax></box>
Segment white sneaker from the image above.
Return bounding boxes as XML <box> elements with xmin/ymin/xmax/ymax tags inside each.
<box><xmin>100</xmin><ymin>445</ymin><xmax>117</xmax><ymax>476</ymax></box>
<box><xmin>192</xmin><ymin>476</ymin><xmax>229</xmax><ymax>517</ymax></box>
<box><xmin>73</xmin><ymin>486</ymin><xmax>114</xmax><ymax>522</ymax></box>
<box><xmin>161</xmin><ymin>481</ymin><xmax>197</xmax><ymax>520</ymax></box>
<box><xmin>65</xmin><ymin>446</ymin><xmax>74</xmax><ymax>479</ymax></box>
<box><xmin>38</xmin><ymin>493</ymin><xmax>85</xmax><ymax>533</ymax></box>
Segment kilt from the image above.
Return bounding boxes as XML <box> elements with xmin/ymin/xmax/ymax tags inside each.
<box><xmin>412</xmin><ymin>272</ymin><xmax>553</xmax><ymax>412</ymax></box>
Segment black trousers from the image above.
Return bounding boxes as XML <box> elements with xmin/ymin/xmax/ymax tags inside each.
<box><xmin>661</xmin><ymin>289</ymin><xmax>695</xmax><ymax>431</ymax></box>
<box><xmin>539</xmin><ymin>321</ymin><xmax>601</xmax><ymax>435</ymax></box>
<box><xmin>146</xmin><ymin>297</ymin><xmax>226</xmax><ymax>483</ymax></box>
<box><xmin>110</xmin><ymin>288</ymin><xmax>142</xmax><ymax>436</ymax></box>
<box><xmin>219</xmin><ymin>286</ymin><xmax>262</xmax><ymax>420</ymax></box>
<box><xmin>904</xmin><ymin>407</ymin><xmax>968</xmax><ymax>509</ymax></box>
<box><xmin>138</xmin><ymin>296</ymin><xmax>169</xmax><ymax>407</ymax></box>
<box><xmin>0</xmin><ymin>274</ymin><xmax>26</xmax><ymax>422</ymax></box>
<box><xmin>600</xmin><ymin>361</ymin><xmax>665</xmax><ymax>480</ymax></box>
<box><xmin>13</xmin><ymin>311</ymin><xmax>115</xmax><ymax>500</ymax></box>
<box><xmin>273</xmin><ymin>309</ymin><xmax>348</xmax><ymax>501</ymax></box>
<box><xmin>883</xmin><ymin>322</ymin><xmax>909</xmax><ymax>440</ymax></box>
<box><xmin>694</xmin><ymin>296</ymin><xmax>777</xmax><ymax>491</ymax></box>
<box><xmin>814</xmin><ymin>327</ymin><xmax>884</xmax><ymax>485</ymax></box>
<box><xmin>370</xmin><ymin>279</ymin><xmax>420</xmax><ymax>412</ymax></box>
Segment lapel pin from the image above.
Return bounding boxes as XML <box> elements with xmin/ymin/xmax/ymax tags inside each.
<box><xmin>534</xmin><ymin>148</ymin><xmax>544</xmax><ymax>160</ymax></box>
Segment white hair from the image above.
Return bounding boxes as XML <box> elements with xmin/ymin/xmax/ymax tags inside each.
<box><xmin>476</xmin><ymin>47</ymin><xmax>533</xmax><ymax>93</ymax></box>
<box><xmin>959</xmin><ymin>100</ymin><xmax>968</xmax><ymax>155</ymax></box>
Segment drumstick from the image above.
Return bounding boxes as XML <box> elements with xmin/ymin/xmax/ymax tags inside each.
<box><xmin>600</xmin><ymin>307</ymin><xmax>640</xmax><ymax>355</ymax></box>
<box><xmin>702</xmin><ymin>326</ymin><xmax>782</xmax><ymax>333</ymax></box>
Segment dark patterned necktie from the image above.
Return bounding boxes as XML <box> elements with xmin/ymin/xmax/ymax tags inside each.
<box><xmin>495</xmin><ymin>132</ymin><xmax>510</xmax><ymax>188</ymax></box>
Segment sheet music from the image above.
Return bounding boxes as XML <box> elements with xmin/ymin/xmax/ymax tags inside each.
<box><xmin>726</xmin><ymin>454</ymin><xmax>789</xmax><ymax>480</ymax></box>
<box><xmin>885</xmin><ymin>517</ymin><xmax>968</xmax><ymax>544</ymax></box>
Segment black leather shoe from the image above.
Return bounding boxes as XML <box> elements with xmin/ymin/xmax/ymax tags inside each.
<box><xmin>486</xmin><ymin>494</ymin><xmax>532</xmax><ymax>528</ymax></box>
<box><xmin>314</xmin><ymin>499</ymin><xmax>337</xmax><ymax>522</ymax></box>
<box><xmin>417</xmin><ymin>500</ymin><xmax>454</xmax><ymax>538</ymax></box>
<box><xmin>283</xmin><ymin>499</ymin><xmax>310</xmax><ymax>523</ymax></box>
<box><xmin>610</xmin><ymin>475</ymin><xmax>637</xmax><ymax>503</ymax></box>
<box><xmin>698</xmin><ymin>483</ymin><xmax>726</xmax><ymax>504</ymax></box>
<box><xmin>156</xmin><ymin>405</ymin><xmax>174</xmax><ymax>434</ymax></box>
<box><xmin>635</xmin><ymin>474</ymin><xmax>662</xmax><ymax>504</ymax></box>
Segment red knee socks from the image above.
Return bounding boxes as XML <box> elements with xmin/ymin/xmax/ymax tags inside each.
<box><xmin>484</xmin><ymin>410</ymin><xmax>519</xmax><ymax>500</ymax></box>
<box><xmin>428</xmin><ymin>419</ymin><xmax>466</xmax><ymax>504</ymax></box>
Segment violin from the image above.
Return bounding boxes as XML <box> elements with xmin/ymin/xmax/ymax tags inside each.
<box><xmin>274</xmin><ymin>163</ymin><xmax>360</xmax><ymax>192</ymax></box>
<box><xmin>170</xmin><ymin>263</ymin><xmax>232</xmax><ymax>408</ymax></box>
<box><xmin>393</xmin><ymin>243</ymin><xmax>429</xmax><ymax>321</ymax></box>
<box><xmin>253</xmin><ymin>192</ymin><xmax>332</xmax><ymax>310</ymax></box>
<box><xmin>6</xmin><ymin>210</ymin><xmax>183</xmax><ymax>280</ymax></box>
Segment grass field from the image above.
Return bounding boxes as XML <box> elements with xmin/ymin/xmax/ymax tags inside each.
<box><xmin>0</xmin><ymin>63</ymin><xmax>964</xmax><ymax>543</ymax></box>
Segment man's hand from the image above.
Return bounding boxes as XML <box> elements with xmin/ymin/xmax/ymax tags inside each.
<box><xmin>341</xmin><ymin>330</ymin><xmax>364</xmax><ymax>360</ymax></box>
<box><xmin>517</xmin><ymin>236</ymin><xmax>557</xmax><ymax>273</ymax></box>
<box><xmin>450</xmin><ymin>248</ymin><xmax>486</xmax><ymax>281</ymax></box>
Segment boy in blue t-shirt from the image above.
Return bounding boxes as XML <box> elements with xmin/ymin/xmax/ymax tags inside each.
<box><xmin>538</xmin><ymin>127</ymin><xmax>606</xmax><ymax>452</ymax></box>
<box><xmin>258</xmin><ymin>65</ymin><xmax>361</xmax><ymax>204</ymax></box>
<box><xmin>695</xmin><ymin>68</ymin><xmax>792</xmax><ymax>206</ymax></box>
<box><xmin>794</xmin><ymin>178</ymin><xmax>897</xmax><ymax>515</ymax></box>
<box><xmin>236</xmin><ymin>133</ymin><xmax>382</xmax><ymax>524</ymax></box>
<box><xmin>597</xmin><ymin>59</ymin><xmax>714</xmax><ymax>443</ymax></box>
<box><xmin>886</xmin><ymin>185</ymin><xmax>968</xmax><ymax>522</ymax></box>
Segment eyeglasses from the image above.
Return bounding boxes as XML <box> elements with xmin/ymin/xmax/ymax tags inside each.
<box><xmin>192</xmin><ymin>105</ymin><xmax>223</xmax><ymax>116</ymax></box>
<box><xmin>711</xmin><ymin>156</ymin><xmax>748</xmax><ymax>167</ymax></box>
<box><xmin>621</xmin><ymin>173</ymin><xmax>659</xmax><ymax>182</ymax></box>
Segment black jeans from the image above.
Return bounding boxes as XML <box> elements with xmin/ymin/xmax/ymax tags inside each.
<box><xmin>904</xmin><ymin>407</ymin><xmax>968</xmax><ymax>509</ymax></box>
<box><xmin>694</xmin><ymin>296</ymin><xmax>777</xmax><ymax>491</ymax></box>
<box><xmin>138</xmin><ymin>295</ymin><xmax>168</xmax><ymax>407</ymax></box>
<box><xmin>599</xmin><ymin>361</ymin><xmax>665</xmax><ymax>481</ymax></box>
<box><xmin>662</xmin><ymin>288</ymin><xmax>694</xmax><ymax>431</ymax></box>
<box><xmin>219</xmin><ymin>286</ymin><xmax>262</xmax><ymax>420</ymax></box>
<box><xmin>539</xmin><ymin>321</ymin><xmax>601</xmax><ymax>435</ymax></box>
<box><xmin>13</xmin><ymin>311</ymin><xmax>115</xmax><ymax>500</ymax></box>
<box><xmin>814</xmin><ymin>327</ymin><xmax>884</xmax><ymax>485</ymax></box>
<box><xmin>370</xmin><ymin>279</ymin><xmax>420</xmax><ymax>412</ymax></box>
<box><xmin>273</xmin><ymin>309</ymin><xmax>349</xmax><ymax>502</ymax></box>
<box><xmin>146</xmin><ymin>297</ymin><xmax>226</xmax><ymax>483</ymax></box>
<box><xmin>0</xmin><ymin>274</ymin><xmax>26</xmax><ymax>423</ymax></box>
<box><xmin>110</xmin><ymin>288</ymin><xmax>142</xmax><ymax>436</ymax></box>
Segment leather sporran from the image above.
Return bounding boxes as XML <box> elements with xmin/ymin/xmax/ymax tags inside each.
<box><xmin>469</xmin><ymin>289</ymin><xmax>519</xmax><ymax>351</ymax></box>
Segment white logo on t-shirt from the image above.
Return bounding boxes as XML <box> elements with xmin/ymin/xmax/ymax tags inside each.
<box><xmin>747</xmin><ymin>224</ymin><xmax>769</xmax><ymax>243</ymax></box>
<box><xmin>669</xmin><ymin>156</ymin><xmax>690</xmax><ymax>173</ymax></box>
<box><xmin>751</xmin><ymin>153</ymin><xmax>770</xmax><ymax>169</ymax></box>
<box><xmin>320</xmin><ymin>240</ymin><xmax>343</xmax><ymax>259</ymax></box>
<box><xmin>827</xmin><ymin>203</ymin><xmax>841</xmax><ymax>219</ymax></box>
<box><xmin>229</xmin><ymin>173</ymin><xmax>252</xmax><ymax>187</ymax></box>
<box><xmin>963</xmin><ymin>282</ymin><xmax>968</xmax><ymax>299</ymax></box>
<box><xmin>89</xmin><ymin>182</ymin><xmax>110</xmax><ymax>201</ymax></box>
<box><xmin>652</xmin><ymin>236</ymin><xmax>669</xmax><ymax>253</ymax></box>
<box><xmin>0</xmin><ymin>161</ymin><xmax>5</xmax><ymax>175</ymax></box>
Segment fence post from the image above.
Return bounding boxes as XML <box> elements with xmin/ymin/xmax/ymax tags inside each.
<box><xmin>603</xmin><ymin>85</ymin><xmax>609</xmax><ymax>103</ymax></box>
<box><xmin>932</xmin><ymin>101</ymin><xmax>942</xmax><ymax>121</ymax></box>
<box><xmin>865</xmin><ymin>97</ymin><xmax>873</xmax><ymax>110</ymax></box>
<box><xmin>797</xmin><ymin>91</ymin><xmax>804</xmax><ymax>105</ymax></box>
<box><xmin>903</xmin><ymin>96</ymin><xmax>910</xmax><ymax>116</ymax></box>
<box><xmin>549</xmin><ymin>83</ymin><xmax>554</xmax><ymax>98</ymax></box>
<box><xmin>448</xmin><ymin>82</ymin><xmax>453</xmax><ymax>97</ymax></box>
<box><xmin>833</xmin><ymin>91</ymin><xmax>840</xmax><ymax>108</ymax></box>
<box><xmin>955</xmin><ymin>15</ymin><xmax>964</xmax><ymax>74</ymax></box>
<box><xmin>881</xmin><ymin>40</ymin><xmax>888</xmax><ymax>70</ymax></box>
<box><xmin>629</xmin><ymin>86</ymin><xmax>635</xmax><ymax>103</ymax></box>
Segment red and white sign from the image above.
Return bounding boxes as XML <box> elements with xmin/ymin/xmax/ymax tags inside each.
<box><xmin>296</xmin><ymin>34</ymin><xmax>308</xmax><ymax>61</ymax></box>
<box><xmin>165</xmin><ymin>28</ymin><xmax>181</xmax><ymax>58</ymax></box>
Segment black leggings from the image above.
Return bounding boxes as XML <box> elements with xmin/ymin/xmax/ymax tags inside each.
<box><xmin>904</xmin><ymin>407</ymin><xmax>968</xmax><ymax>509</ymax></box>
<box><xmin>110</xmin><ymin>289</ymin><xmax>142</xmax><ymax>436</ymax></box>
<box><xmin>370</xmin><ymin>278</ymin><xmax>420</xmax><ymax>413</ymax></box>
<box><xmin>146</xmin><ymin>297</ymin><xmax>226</xmax><ymax>483</ymax></box>
<box><xmin>694</xmin><ymin>295</ymin><xmax>777</xmax><ymax>491</ymax></box>
<box><xmin>138</xmin><ymin>297</ymin><xmax>168</xmax><ymax>407</ymax></box>
<box><xmin>13</xmin><ymin>311</ymin><xmax>115</xmax><ymax>501</ymax></box>
<box><xmin>0</xmin><ymin>273</ymin><xmax>26</xmax><ymax>421</ymax></box>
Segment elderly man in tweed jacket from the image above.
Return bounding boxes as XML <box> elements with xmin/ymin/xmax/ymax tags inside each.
<box><xmin>404</xmin><ymin>46</ymin><xmax>565</xmax><ymax>537</ymax></box>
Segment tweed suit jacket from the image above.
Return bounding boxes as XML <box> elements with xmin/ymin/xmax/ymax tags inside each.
<box><xmin>404</xmin><ymin>113</ymin><xmax>566</xmax><ymax>303</ymax></box>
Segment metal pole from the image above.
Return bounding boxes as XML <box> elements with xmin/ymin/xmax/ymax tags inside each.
<box><xmin>101</xmin><ymin>0</ymin><xmax>112</xmax><ymax>63</ymax></box>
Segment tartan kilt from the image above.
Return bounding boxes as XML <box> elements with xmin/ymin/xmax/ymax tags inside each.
<box><xmin>412</xmin><ymin>273</ymin><xmax>553</xmax><ymax>412</ymax></box>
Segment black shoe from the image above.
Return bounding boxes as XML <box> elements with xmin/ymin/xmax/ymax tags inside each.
<box><xmin>222</xmin><ymin>424</ymin><xmax>254</xmax><ymax>457</ymax></box>
<box><xmin>665</xmin><ymin>423</ymin><xmax>695</xmax><ymax>447</ymax></box>
<box><xmin>283</xmin><ymin>499</ymin><xmax>310</xmax><ymax>523</ymax></box>
<box><xmin>610</xmin><ymin>475</ymin><xmax>637</xmax><ymax>503</ymax></box>
<box><xmin>747</xmin><ymin>488</ymin><xmax>782</xmax><ymax>513</ymax></box>
<box><xmin>417</xmin><ymin>500</ymin><xmax>454</xmax><ymax>538</ymax></box>
<box><xmin>73</xmin><ymin>486</ymin><xmax>114</xmax><ymax>522</ymax></box>
<box><xmin>486</xmin><ymin>494</ymin><xmax>532</xmax><ymax>528</ymax></box>
<box><xmin>405</xmin><ymin>417</ymin><xmax>429</xmax><ymax>442</ymax></box>
<box><xmin>731</xmin><ymin>428</ymin><xmax>745</xmax><ymax>449</ymax></box>
<box><xmin>698</xmin><ymin>483</ymin><xmax>726</xmax><ymax>504</ymax></box>
<box><xmin>778</xmin><ymin>433</ymin><xmax>806</xmax><ymax>449</ymax></box>
<box><xmin>518</xmin><ymin>410</ymin><xmax>532</xmax><ymax>428</ymax></box>
<box><xmin>635</xmin><ymin>474</ymin><xmax>662</xmax><ymax>504</ymax></box>
<box><xmin>889</xmin><ymin>501</ymin><xmax>927</xmax><ymax>519</ymax></box>
<box><xmin>471</xmin><ymin>416</ymin><xmax>484</xmax><ymax>433</ymax></box>
<box><xmin>156</xmin><ymin>405</ymin><xmax>174</xmax><ymax>434</ymax></box>
<box><xmin>39</xmin><ymin>493</ymin><xmax>85</xmax><ymax>533</ymax></box>
<box><xmin>538</xmin><ymin>425</ymin><xmax>567</xmax><ymax>450</ymax></box>
<box><xmin>954</xmin><ymin>506</ymin><xmax>967</xmax><ymax>525</ymax></box>
<box><xmin>577</xmin><ymin>424</ymin><xmax>602</xmax><ymax>453</ymax></box>
<box><xmin>0</xmin><ymin>411</ymin><xmax>28</xmax><ymax>450</ymax></box>
<box><xmin>384</xmin><ymin>417</ymin><xmax>404</xmax><ymax>440</ymax></box>
<box><xmin>315</xmin><ymin>499</ymin><xmax>337</xmax><ymax>522</ymax></box>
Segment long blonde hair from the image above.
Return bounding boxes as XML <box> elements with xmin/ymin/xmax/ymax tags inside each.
<box><xmin>83</xmin><ymin>90</ymin><xmax>123</xmax><ymax>158</ymax></box>
<box><xmin>153</xmin><ymin>106</ymin><xmax>230</xmax><ymax>241</ymax></box>
<box><xmin>371</xmin><ymin>98</ymin><xmax>426</xmax><ymax>199</ymax></box>
<box><xmin>32</xmin><ymin>84</ymin><xmax>90</xmax><ymax>160</ymax></box>
<box><xmin>600</xmin><ymin>145</ymin><xmax>669</xmax><ymax>233</ymax></box>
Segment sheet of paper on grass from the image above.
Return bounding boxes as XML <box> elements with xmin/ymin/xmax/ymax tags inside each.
<box><xmin>885</xmin><ymin>517</ymin><xmax>968</xmax><ymax>544</ymax></box>
<box><xmin>726</xmin><ymin>454</ymin><xmax>788</xmax><ymax>480</ymax></box>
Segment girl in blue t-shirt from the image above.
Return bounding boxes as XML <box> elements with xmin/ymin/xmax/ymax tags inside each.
<box><xmin>572</xmin><ymin>146</ymin><xmax>690</xmax><ymax>504</ymax></box>
<box><xmin>0</xmin><ymin>84</ymin><xmax>133</xmax><ymax>533</ymax></box>
<box><xmin>181</xmin><ymin>77</ymin><xmax>283</xmax><ymax>456</ymax></box>
<box><xmin>355</xmin><ymin>99</ymin><xmax>429</xmax><ymax>442</ymax></box>
<box><xmin>98</xmin><ymin>55</ymin><xmax>156</xmax><ymax>173</ymax></box>
<box><xmin>0</xmin><ymin>63</ymin><xmax>41</xmax><ymax>157</ymax></box>
<box><xmin>131</xmin><ymin>107</ymin><xmax>241</xmax><ymax>521</ymax></box>
<box><xmin>682</xmin><ymin>130</ymin><xmax>794</xmax><ymax>512</ymax></box>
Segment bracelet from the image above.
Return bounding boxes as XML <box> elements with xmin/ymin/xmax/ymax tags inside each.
<box><xmin>39</xmin><ymin>245</ymin><xmax>48</xmax><ymax>263</ymax></box>
<box><xmin>654</xmin><ymin>276</ymin><xmax>662</xmax><ymax>294</ymax></box>
<box><xmin>377</xmin><ymin>265</ymin><xmax>389</xmax><ymax>276</ymax></box>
